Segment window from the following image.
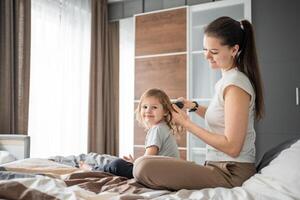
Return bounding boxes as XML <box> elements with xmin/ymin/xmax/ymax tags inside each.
<box><xmin>29</xmin><ymin>0</ymin><xmax>91</xmax><ymax>157</ymax></box>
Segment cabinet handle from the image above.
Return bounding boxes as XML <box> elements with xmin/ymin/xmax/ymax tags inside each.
<box><xmin>297</xmin><ymin>87</ymin><xmax>299</xmax><ymax>106</ymax></box>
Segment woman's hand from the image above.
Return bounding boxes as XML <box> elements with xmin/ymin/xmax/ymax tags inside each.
<box><xmin>123</xmin><ymin>154</ymin><xmax>134</xmax><ymax>163</ymax></box>
<box><xmin>172</xmin><ymin>103</ymin><xmax>191</xmax><ymax>128</ymax></box>
<box><xmin>177</xmin><ymin>97</ymin><xmax>195</xmax><ymax>110</ymax></box>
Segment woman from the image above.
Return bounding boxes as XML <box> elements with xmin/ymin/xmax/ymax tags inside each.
<box><xmin>133</xmin><ymin>16</ymin><xmax>264</xmax><ymax>190</ymax></box>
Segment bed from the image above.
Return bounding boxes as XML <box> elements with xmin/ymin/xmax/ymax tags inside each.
<box><xmin>0</xmin><ymin>136</ymin><xmax>299</xmax><ymax>200</ymax></box>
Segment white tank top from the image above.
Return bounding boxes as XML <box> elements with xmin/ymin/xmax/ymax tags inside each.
<box><xmin>205</xmin><ymin>67</ymin><xmax>256</xmax><ymax>163</ymax></box>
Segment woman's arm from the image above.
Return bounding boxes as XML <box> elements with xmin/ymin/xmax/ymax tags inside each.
<box><xmin>173</xmin><ymin>85</ymin><xmax>250</xmax><ymax>157</ymax></box>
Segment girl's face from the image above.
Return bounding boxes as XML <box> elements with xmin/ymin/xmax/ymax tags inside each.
<box><xmin>203</xmin><ymin>35</ymin><xmax>239</xmax><ymax>70</ymax></box>
<box><xmin>140</xmin><ymin>96</ymin><xmax>167</xmax><ymax>128</ymax></box>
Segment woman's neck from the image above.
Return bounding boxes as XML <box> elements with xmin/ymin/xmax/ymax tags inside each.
<box><xmin>222</xmin><ymin>65</ymin><xmax>236</xmax><ymax>71</ymax></box>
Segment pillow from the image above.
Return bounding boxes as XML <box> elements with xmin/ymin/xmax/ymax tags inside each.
<box><xmin>258</xmin><ymin>139</ymin><xmax>300</xmax><ymax>197</ymax></box>
<box><xmin>256</xmin><ymin>138</ymin><xmax>299</xmax><ymax>172</ymax></box>
<box><xmin>0</xmin><ymin>151</ymin><xmax>17</xmax><ymax>165</ymax></box>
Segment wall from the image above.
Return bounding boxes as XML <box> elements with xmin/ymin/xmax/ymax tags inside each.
<box><xmin>108</xmin><ymin>0</ymin><xmax>212</xmax><ymax>21</ymax></box>
<box><xmin>252</xmin><ymin>0</ymin><xmax>300</xmax><ymax>161</ymax></box>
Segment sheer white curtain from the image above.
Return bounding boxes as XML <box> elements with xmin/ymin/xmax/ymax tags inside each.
<box><xmin>29</xmin><ymin>0</ymin><xmax>91</xmax><ymax>158</ymax></box>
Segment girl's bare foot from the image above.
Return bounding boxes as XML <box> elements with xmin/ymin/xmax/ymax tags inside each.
<box><xmin>79</xmin><ymin>161</ymin><xmax>92</xmax><ymax>171</ymax></box>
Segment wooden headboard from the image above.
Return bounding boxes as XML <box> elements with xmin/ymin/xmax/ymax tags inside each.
<box><xmin>0</xmin><ymin>134</ymin><xmax>30</xmax><ymax>160</ymax></box>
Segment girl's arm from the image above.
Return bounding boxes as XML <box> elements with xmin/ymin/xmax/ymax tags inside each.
<box><xmin>123</xmin><ymin>146</ymin><xmax>159</xmax><ymax>163</ymax></box>
<box><xmin>144</xmin><ymin>146</ymin><xmax>159</xmax><ymax>155</ymax></box>
<box><xmin>173</xmin><ymin>85</ymin><xmax>250</xmax><ymax>157</ymax></box>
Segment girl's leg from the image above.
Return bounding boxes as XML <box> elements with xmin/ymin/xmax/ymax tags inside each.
<box><xmin>133</xmin><ymin>156</ymin><xmax>255</xmax><ymax>190</ymax></box>
<box><xmin>104</xmin><ymin>158</ymin><xmax>134</xmax><ymax>179</ymax></box>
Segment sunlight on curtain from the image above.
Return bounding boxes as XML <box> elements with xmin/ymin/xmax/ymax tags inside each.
<box><xmin>29</xmin><ymin>0</ymin><xmax>91</xmax><ymax>158</ymax></box>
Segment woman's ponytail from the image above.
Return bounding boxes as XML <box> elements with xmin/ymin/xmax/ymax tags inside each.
<box><xmin>205</xmin><ymin>17</ymin><xmax>264</xmax><ymax>120</ymax></box>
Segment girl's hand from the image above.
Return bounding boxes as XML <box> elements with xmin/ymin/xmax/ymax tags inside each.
<box><xmin>172</xmin><ymin>103</ymin><xmax>191</xmax><ymax>127</ymax></box>
<box><xmin>123</xmin><ymin>154</ymin><xmax>134</xmax><ymax>163</ymax></box>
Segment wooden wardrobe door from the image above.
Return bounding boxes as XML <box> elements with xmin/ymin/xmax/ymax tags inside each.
<box><xmin>135</xmin><ymin>55</ymin><xmax>186</xmax><ymax>99</ymax></box>
<box><xmin>135</xmin><ymin>8</ymin><xmax>186</xmax><ymax>56</ymax></box>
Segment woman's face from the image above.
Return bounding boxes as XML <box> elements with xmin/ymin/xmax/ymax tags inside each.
<box><xmin>140</xmin><ymin>96</ymin><xmax>166</xmax><ymax>128</ymax></box>
<box><xmin>203</xmin><ymin>35</ymin><xmax>239</xmax><ymax>70</ymax></box>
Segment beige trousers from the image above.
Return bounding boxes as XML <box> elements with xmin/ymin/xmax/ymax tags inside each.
<box><xmin>133</xmin><ymin>156</ymin><xmax>256</xmax><ymax>191</ymax></box>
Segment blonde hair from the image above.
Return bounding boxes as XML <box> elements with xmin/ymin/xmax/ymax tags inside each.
<box><xmin>135</xmin><ymin>88</ymin><xmax>181</xmax><ymax>135</ymax></box>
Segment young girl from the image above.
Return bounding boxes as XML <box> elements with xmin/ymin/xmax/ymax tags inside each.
<box><xmin>81</xmin><ymin>88</ymin><xmax>180</xmax><ymax>178</ymax></box>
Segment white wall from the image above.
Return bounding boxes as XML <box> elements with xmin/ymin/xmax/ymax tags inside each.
<box><xmin>119</xmin><ymin>17</ymin><xmax>135</xmax><ymax>157</ymax></box>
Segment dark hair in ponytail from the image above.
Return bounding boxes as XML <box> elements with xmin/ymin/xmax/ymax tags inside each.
<box><xmin>204</xmin><ymin>16</ymin><xmax>264</xmax><ymax>120</ymax></box>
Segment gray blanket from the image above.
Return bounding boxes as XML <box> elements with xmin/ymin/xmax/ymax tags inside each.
<box><xmin>48</xmin><ymin>152</ymin><xmax>118</xmax><ymax>170</ymax></box>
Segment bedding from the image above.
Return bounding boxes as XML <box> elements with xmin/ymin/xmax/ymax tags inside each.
<box><xmin>0</xmin><ymin>139</ymin><xmax>299</xmax><ymax>200</ymax></box>
<box><xmin>0</xmin><ymin>150</ymin><xmax>16</xmax><ymax>164</ymax></box>
<box><xmin>0</xmin><ymin>158</ymin><xmax>170</xmax><ymax>199</ymax></box>
<box><xmin>256</xmin><ymin>138</ymin><xmax>299</xmax><ymax>172</ymax></box>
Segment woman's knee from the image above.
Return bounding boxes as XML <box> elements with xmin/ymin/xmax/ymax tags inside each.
<box><xmin>132</xmin><ymin>156</ymin><xmax>154</xmax><ymax>185</ymax></box>
<box><xmin>133</xmin><ymin>156</ymin><xmax>181</xmax><ymax>190</ymax></box>
<box><xmin>133</xmin><ymin>156</ymin><xmax>149</xmax><ymax>179</ymax></box>
<box><xmin>133</xmin><ymin>156</ymin><xmax>170</xmax><ymax>186</ymax></box>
